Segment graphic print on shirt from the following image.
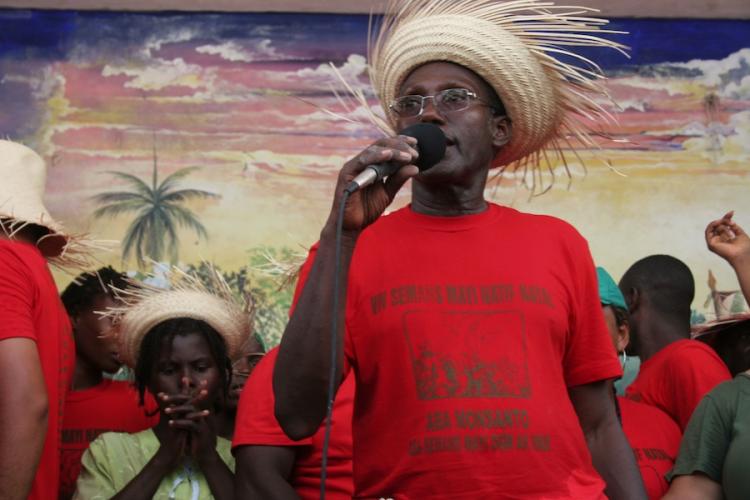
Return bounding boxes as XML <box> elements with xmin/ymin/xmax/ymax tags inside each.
<box><xmin>403</xmin><ymin>309</ymin><xmax>531</xmax><ymax>400</ymax></box>
<box><xmin>399</xmin><ymin>308</ymin><xmax>552</xmax><ymax>458</ymax></box>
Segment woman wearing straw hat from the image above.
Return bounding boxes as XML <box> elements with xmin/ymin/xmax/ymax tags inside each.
<box><xmin>275</xmin><ymin>0</ymin><xmax>645</xmax><ymax>498</ymax></box>
<box><xmin>0</xmin><ymin>140</ymin><xmax>91</xmax><ymax>500</ymax></box>
<box><xmin>73</xmin><ymin>273</ymin><xmax>254</xmax><ymax>500</ymax></box>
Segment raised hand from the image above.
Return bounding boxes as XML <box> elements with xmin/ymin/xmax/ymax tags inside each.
<box><xmin>705</xmin><ymin>211</ymin><xmax>750</xmax><ymax>266</ymax></box>
<box><xmin>162</xmin><ymin>379</ymin><xmax>219</xmax><ymax>465</ymax></box>
<box><xmin>152</xmin><ymin>392</ymin><xmax>191</xmax><ymax>469</ymax></box>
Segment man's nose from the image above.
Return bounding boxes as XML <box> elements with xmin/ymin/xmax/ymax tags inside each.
<box><xmin>419</xmin><ymin>96</ymin><xmax>445</xmax><ymax>123</ymax></box>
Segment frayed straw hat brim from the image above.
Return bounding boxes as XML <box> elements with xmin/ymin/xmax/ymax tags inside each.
<box><xmin>0</xmin><ymin>140</ymin><xmax>104</xmax><ymax>268</ymax></box>
<box><xmin>118</xmin><ymin>289</ymin><xmax>251</xmax><ymax>368</ymax></box>
<box><xmin>108</xmin><ymin>266</ymin><xmax>254</xmax><ymax>368</ymax></box>
<box><xmin>367</xmin><ymin>0</ymin><xmax>628</xmax><ymax>195</ymax></box>
<box><xmin>376</xmin><ymin>14</ymin><xmax>560</xmax><ymax>167</ymax></box>
<box><xmin>0</xmin><ymin>140</ymin><xmax>70</xmax><ymax>254</ymax></box>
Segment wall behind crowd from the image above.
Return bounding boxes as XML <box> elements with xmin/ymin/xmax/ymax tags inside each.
<box><xmin>1</xmin><ymin>2</ymin><xmax>749</xmax><ymax>344</ymax></box>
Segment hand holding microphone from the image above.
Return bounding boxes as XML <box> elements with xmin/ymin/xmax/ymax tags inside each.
<box><xmin>344</xmin><ymin>123</ymin><xmax>447</xmax><ymax>194</ymax></box>
<box><xmin>326</xmin><ymin>123</ymin><xmax>446</xmax><ymax>235</ymax></box>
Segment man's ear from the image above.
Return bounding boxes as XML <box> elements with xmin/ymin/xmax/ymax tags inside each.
<box><xmin>625</xmin><ymin>288</ymin><xmax>640</xmax><ymax>314</ymax></box>
<box><xmin>491</xmin><ymin>116</ymin><xmax>512</xmax><ymax>149</ymax></box>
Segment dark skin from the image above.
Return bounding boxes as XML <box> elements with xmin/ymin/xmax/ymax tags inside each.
<box><xmin>274</xmin><ymin>61</ymin><xmax>645</xmax><ymax>499</ymax></box>
<box><xmin>111</xmin><ymin>332</ymin><xmax>233</xmax><ymax>500</ymax></box>
<box><xmin>235</xmin><ymin>445</ymin><xmax>298</xmax><ymax>500</ymax></box>
<box><xmin>71</xmin><ymin>295</ymin><xmax>121</xmax><ymax>390</ymax></box>
<box><xmin>235</xmin><ymin>352</ymin><xmax>300</xmax><ymax>499</ymax></box>
<box><xmin>619</xmin><ymin>287</ymin><xmax>688</xmax><ymax>362</ymax></box>
<box><xmin>0</xmin><ymin>228</ymin><xmax>50</xmax><ymax>500</ymax></box>
<box><xmin>219</xmin><ymin>353</ymin><xmax>263</xmax><ymax>439</ymax></box>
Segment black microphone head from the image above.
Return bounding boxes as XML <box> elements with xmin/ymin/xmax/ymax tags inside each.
<box><xmin>399</xmin><ymin>123</ymin><xmax>446</xmax><ymax>172</ymax></box>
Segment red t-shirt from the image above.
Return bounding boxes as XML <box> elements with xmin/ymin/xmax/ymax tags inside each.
<box><xmin>295</xmin><ymin>204</ymin><xmax>622</xmax><ymax>499</ymax></box>
<box><xmin>60</xmin><ymin>380</ymin><xmax>158</xmax><ymax>499</ymax></box>
<box><xmin>618</xmin><ymin>396</ymin><xmax>681</xmax><ymax>499</ymax></box>
<box><xmin>626</xmin><ymin>339</ymin><xmax>730</xmax><ymax>431</ymax></box>
<box><xmin>0</xmin><ymin>239</ymin><xmax>74</xmax><ymax>500</ymax></box>
<box><xmin>232</xmin><ymin>347</ymin><xmax>354</xmax><ymax>499</ymax></box>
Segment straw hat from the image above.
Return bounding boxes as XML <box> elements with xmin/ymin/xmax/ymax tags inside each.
<box><xmin>0</xmin><ymin>140</ymin><xmax>69</xmax><ymax>257</ymax></box>
<box><xmin>368</xmin><ymin>0</ymin><xmax>627</xmax><ymax>194</ymax></box>
<box><xmin>110</xmin><ymin>266</ymin><xmax>254</xmax><ymax>368</ymax></box>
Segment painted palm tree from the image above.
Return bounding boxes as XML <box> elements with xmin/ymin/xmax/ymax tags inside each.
<box><xmin>92</xmin><ymin>141</ymin><xmax>220</xmax><ymax>268</ymax></box>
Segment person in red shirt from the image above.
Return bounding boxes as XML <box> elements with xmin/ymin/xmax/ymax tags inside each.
<box><xmin>597</xmin><ymin>266</ymin><xmax>682</xmax><ymax>499</ymax></box>
<box><xmin>218</xmin><ymin>350</ymin><xmax>265</xmax><ymax>440</ymax></box>
<box><xmin>273</xmin><ymin>1</ymin><xmax>646</xmax><ymax>497</ymax></box>
<box><xmin>233</xmin><ymin>347</ymin><xmax>354</xmax><ymax>499</ymax></box>
<box><xmin>619</xmin><ymin>255</ymin><xmax>731</xmax><ymax>430</ymax></box>
<box><xmin>59</xmin><ymin>267</ymin><xmax>159</xmax><ymax>499</ymax></box>
<box><xmin>0</xmin><ymin>140</ymin><xmax>87</xmax><ymax>500</ymax></box>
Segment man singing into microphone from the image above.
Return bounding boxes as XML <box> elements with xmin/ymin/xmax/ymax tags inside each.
<box><xmin>274</xmin><ymin>0</ymin><xmax>646</xmax><ymax>498</ymax></box>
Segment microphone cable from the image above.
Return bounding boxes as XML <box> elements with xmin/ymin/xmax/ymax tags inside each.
<box><xmin>319</xmin><ymin>188</ymin><xmax>351</xmax><ymax>500</ymax></box>
<box><xmin>318</xmin><ymin>125</ymin><xmax>444</xmax><ymax>498</ymax></box>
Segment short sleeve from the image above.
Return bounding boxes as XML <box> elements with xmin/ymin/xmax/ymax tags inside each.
<box><xmin>73</xmin><ymin>436</ymin><xmax>118</xmax><ymax>500</ymax></box>
<box><xmin>561</xmin><ymin>231</ymin><xmax>622</xmax><ymax>387</ymax></box>
<box><xmin>232</xmin><ymin>348</ymin><xmax>314</xmax><ymax>449</ymax></box>
<box><xmin>0</xmin><ymin>246</ymin><xmax>37</xmax><ymax>342</ymax></box>
<box><xmin>663</xmin><ymin>344</ymin><xmax>731</xmax><ymax>430</ymax></box>
<box><xmin>667</xmin><ymin>386</ymin><xmax>734</xmax><ymax>482</ymax></box>
<box><xmin>288</xmin><ymin>242</ymin><xmax>356</xmax><ymax>369</ymax></box>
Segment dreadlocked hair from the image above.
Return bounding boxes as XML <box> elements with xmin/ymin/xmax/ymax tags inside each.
<box><xmin>134</xmin><ymin>318</ymin><xmax>233</xmax><ymax>408</ymax></box>
<box><xmin>61</xmin><ymin>266</ymin><xmax>129</xmax><ymax>318</ymax></box>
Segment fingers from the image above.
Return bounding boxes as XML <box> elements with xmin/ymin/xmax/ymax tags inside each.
<box><xmin>706</xmin><ymin>214</ymin><xmax>736</xmax><ymax>239</ymax></box>
<box><xmin>188</xmin><ymin>380</ymin><xmax>209</xmax><ymax>405</ymax></box>
<box><xmin>384</xmin><ymin>164</ymin><xmax>419</xmax><ymax>200</ymax></box>
<box><xmin>344</xmin><ymin>136</ymin><xmax>419</xmax><ymax>179</ymax></box>
<box><xmin>158</xmin><ymin>393</ymin><xmax>192</xmax><ymax>406</ymax></box>
<box><xmin>164</xmin><ymin>403</ymin><xmax>201</xmax><ymax>416</ymax></box>
<box><xmin>168</xmin><ymin>409</ymin><xmax>211</xmax><ymax>431</ymax></box>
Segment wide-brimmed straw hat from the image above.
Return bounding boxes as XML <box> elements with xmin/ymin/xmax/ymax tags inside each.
<box><xmin>0</xmin><ymin>140</ymin><xmax>69</xmax><ymax>257</ymax></box>
<box><xmin>368</xmin><ymin>0</ymin><xmax>627</xmax><ymax>193</ymax></box>
<box><xmin>110</xmin><ymin>266</ymin><xmax>254</xmax><ymax>368</ymax></box>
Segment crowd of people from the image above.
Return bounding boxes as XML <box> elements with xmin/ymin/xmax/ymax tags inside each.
<box><xmin>1</xmin><ymin>0</ymin><xmax>749</xmax><ymax>499</ymax></box>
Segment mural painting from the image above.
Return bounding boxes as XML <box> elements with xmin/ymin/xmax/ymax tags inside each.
<box><xmin>1</xmin><ymin>11</ymin><xmax>749</xmax><ymax>344</ymax></box>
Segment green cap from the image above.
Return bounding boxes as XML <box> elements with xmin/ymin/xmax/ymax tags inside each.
<box><xmin>596</xmin><ymin>266</ymin><xmax>627</xmax><ymax>310</ymax></box>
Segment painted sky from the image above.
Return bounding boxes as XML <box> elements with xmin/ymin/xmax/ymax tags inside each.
<box><xmin>1</xmin><ymin>10</ymin><xmax>749</xmax><ymax>316</ymax></box>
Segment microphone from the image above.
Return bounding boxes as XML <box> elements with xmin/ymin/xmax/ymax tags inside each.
<box><xmin>344</xmin><ymin>123</ymin><xmax>447</xmax><ymax>194</ymax></box>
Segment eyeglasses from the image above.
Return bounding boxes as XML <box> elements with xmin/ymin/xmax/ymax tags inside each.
<box><xmin>389</xmin><ymin>88</ymin><xmax>497</xmax><ymax>118</ymax></box>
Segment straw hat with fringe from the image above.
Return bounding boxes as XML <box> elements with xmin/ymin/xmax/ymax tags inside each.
<box><xmin>0</xmin><ymin>140</ymin><xmax>102</xmax><ymax>268</ymax></box>
<box><xmin>336</xmin><ymin>0</ymin><xmax>628</xmax><ymax>195</ymax></box>
<box><xmin>107</xmin><ymin>266</ymin><xmax>255</xmax><ymax>368</ymax></box>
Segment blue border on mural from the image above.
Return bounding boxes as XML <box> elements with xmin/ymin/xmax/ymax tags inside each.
<box><xmin>0</xmin><ymin>10</ymin><xmax>748</xmax><ymax>67</ymax></box>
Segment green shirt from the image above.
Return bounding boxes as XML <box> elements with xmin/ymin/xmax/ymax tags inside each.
<box><xmin>73</xmin><ymin>429</ymin><xmax>234</xmax><ymax>500</ymax></box>
<box><xmin>668</xmin><ymin>373</ymin><xmax>750</xmax><ymax>500</ymax></box>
